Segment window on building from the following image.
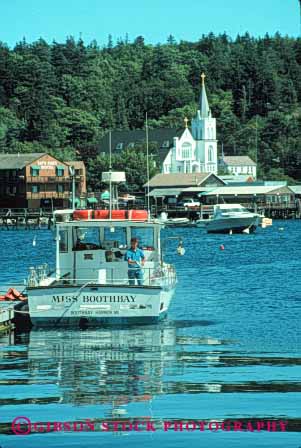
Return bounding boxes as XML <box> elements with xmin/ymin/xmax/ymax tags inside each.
<box><xmin>56</xmin><ymin>166</ymin><xmax>65</xmax><ymax>177</ymax></box>
<box><xmin>115</xmin><ymin>143</ymin><xmax>123</xmax><ymax>150</ymax></box>
<box><xmin>208</xmin><ymin>146</ymin><xmax>214</xmax><ymax>162</ymax></box>
<box><xmin>31</xmin><ymin>166</ymin><xmax>40</xmax><ymax>177</ymax></box>
<box><xmin>31</xmin><ymin>185</ymin><xmax>40</xmax><ymax>193</ymax></box>
<box><xmin>181</xmin><ymin>142</ymin><xmax>192</xmax><ymax>159</ymax></box>
<box><xmin>127</xmin><ymin>142</ymin><xmax>135</xmax><ymax>149</ymax></box>
<box><xmin>162</xmin><ymin>140</ymin><xmax>170</xmax><ymax>148</ymax></box>
<box><xmin>57</xmin><ymin>184</ymin><xmax>64</xmax><ymax>193</ymax></box>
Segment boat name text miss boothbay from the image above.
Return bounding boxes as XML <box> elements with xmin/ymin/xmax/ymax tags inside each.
<box><xmin>52</xmin><ymin>295</ymin><xmax>136</xmax><ymax>304</ymax></box>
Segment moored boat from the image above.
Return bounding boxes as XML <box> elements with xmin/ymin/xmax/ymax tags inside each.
<box><xmin>156</xmin><ymin>212</ymin><xmax>194</xmax><ymax>227</ymax></box>
<box><xmin>201</xmin><ymin>204</ymin><xmax>261</xmax><ymax>234</ymax></box>
<box><xmin>26</xmin><ymin>209</ymin><xmax>181</xmax><ymax>327</ymax></box>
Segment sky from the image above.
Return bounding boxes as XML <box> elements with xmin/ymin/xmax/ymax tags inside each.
<box><xmin>0</xmin><ymin>0</ymin><xmax>299</xmax><ymax>48</ymax></box>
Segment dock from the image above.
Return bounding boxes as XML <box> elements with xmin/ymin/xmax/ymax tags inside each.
<box><xmin>0</xmin><ymin>208</ymin><xmax>53</xmax><ymax>230</ymax></box>
<box><xmin>0</xmin><ymin>302</ymin><xmax>15</xmax><ymax>333</ymax></box>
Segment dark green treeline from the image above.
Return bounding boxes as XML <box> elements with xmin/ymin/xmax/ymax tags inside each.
<box><xmin>0</xmin><ymin>33</ymin><xmax>301</xmax><ymax>190</ymax></box>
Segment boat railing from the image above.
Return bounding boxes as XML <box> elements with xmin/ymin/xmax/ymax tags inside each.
<box><xmin>27</xmin><ymin>265</ymin><xmax>177</xmax><ymax>289</ymax></box>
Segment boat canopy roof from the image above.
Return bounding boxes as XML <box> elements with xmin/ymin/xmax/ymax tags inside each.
<box><xmin>57</xmin><ymin>219</ymin><xmax>163</xmax><ymax>229</ymax></box>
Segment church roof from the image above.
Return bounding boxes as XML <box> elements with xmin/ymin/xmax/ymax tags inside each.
<box><xmin>220</xmin><ymin>156</ymin><xmax>256</xmax><ymax>166</ymax></box>
<box><xmin>97</xmin><ymin>128</ymin><xmax>183</xmax><ymax>165</ymax></box>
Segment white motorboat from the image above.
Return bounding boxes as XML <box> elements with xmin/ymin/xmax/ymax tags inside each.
<box><xmin>156</xmin><ymin>212</ymin><xmax>194</xmax><ymax>227</ymax></box>
<box><xmin>201</xmin><ymin>204</ymin><xmax>261</xmax><ymax>234</ymax></box>
<box><xmin>26</xmin><ymin>209</ymin><xmax>181</xmax><ymax>327</ymax></box>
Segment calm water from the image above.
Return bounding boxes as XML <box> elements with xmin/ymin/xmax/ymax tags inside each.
<box><xmin>0</xmin><ymin>223</ymin><xmax>300</xmax><ymax>448</ymax></box>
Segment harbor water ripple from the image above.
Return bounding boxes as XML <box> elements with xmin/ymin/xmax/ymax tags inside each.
<box><xmin>0</xmin><ymin>222</ymin><xmax>300</xmax><ymax>447</ymax></box>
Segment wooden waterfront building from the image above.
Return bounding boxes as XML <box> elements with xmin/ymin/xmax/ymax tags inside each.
<box><xmin>0</xmin><ymin>153</ymin><xmax>86</xmax><ymax>209</ymax></box>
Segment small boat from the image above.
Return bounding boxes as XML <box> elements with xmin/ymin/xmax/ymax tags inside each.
<box><xmin>25</xmin><ymin>209</ymin><xmax>182</xmax><ymax>327</ymax></box>
<box><xmin>201</xmin><ymin>204</ymin><xmax>261</xmax><ymax>234</ymax></box>
<box><xmin>156</xmin><ymin>212</ymin><xmax>194</xmax><ymax>227</ymax></box>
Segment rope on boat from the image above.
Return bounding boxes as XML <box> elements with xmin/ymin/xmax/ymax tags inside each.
<box><xmin>53</xmin><ymin>281</ymin><xmax>92</xmax><ymax>327</ymax></box>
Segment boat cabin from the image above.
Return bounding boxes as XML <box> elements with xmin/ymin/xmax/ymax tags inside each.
<box><xmin>213</xmin><ymin>204</ymin><xmax>250</xmax><ymax>217</ymax></box>
<box><xmin>56</xmin><ymin>217</ymin><xmax>162</xmax><ymax>286</ymax></box>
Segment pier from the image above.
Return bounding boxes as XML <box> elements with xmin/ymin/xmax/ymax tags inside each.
<box><xmin>0</xmin><ymin>200</ymin><xmax>299</xmax><ymax>231</ymax></box>
<box><xmin>0</xmin><ymin>208</ymin><xmax>53</xmax><ymax>230</ymax></box>
<box><xmin>152</xmin><ymin>202</ymin><xmax>300</xmax><ymax>220</ymax></box>
<box><xmin>0</xmin><ymin>303</ymin><xmax>15</xmax><ymax>333</ymax></box>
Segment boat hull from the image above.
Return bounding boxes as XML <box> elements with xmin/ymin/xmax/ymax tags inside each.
<box><xmin>205</xmin><ymin>216</ymin><xmax>259</xmax><ymax>234</ymax></box>
<box><xmin>27</xmin><ymin>284</ymin><xmax>174</xmax><ymax>327</ymax></box>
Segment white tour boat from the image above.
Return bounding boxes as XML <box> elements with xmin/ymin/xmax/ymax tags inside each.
<box><xmin>201</xmin><ymin>203</ymin><xmax>261</xmax><ymax>234</ymax></box>
<box><xmin>26</xmin><ymin>209</ymin><xmax>181</xmax><ymax>327</ymax></box>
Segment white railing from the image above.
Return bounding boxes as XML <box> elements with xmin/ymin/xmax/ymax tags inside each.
<box><xmin>27</xmin><ymin>265</ymin><xmax>177</xmax><ymax>289</ymax></box>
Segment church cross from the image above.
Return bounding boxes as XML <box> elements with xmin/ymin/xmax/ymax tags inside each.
<box><xmin>201</xmin><ymin>72</ymin><xmax>206</xmax><ymax>85</ymax></box>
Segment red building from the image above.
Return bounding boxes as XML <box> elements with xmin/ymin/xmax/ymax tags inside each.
<box><xmin>0</xmin><ymin>153</ymin><xmax>86</xmax><ymax>209</ymax></box>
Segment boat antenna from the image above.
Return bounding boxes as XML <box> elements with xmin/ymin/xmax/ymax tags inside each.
<box><xmin>146</xmin><ymin>112</ymin><xmax>150</xmax><ymax>221</ymax></box>
<box><xmin>299</xmin><ymin>0</ymin><xmax>301</xmax><ymax>36</ymax></box>
<box><xmin>109</xmin><ymin>130</ymin><xmax>112</xmax><ymax>219</ymax></box>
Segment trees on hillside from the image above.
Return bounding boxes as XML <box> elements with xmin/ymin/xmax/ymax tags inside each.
<box><xmin>0</xmin><ymin>33</ymin><xmax>301</xmax><ymax>182</ymax></box>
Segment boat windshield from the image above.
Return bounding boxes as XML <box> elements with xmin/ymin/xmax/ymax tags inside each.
<box><xmin>73</xmin><ymin>227</ymin><xmax>101</xmax><ymax>250</ymax></box>
<box><xmin>219</xmin><ymin>207</ymin><xmax>248</xmax><ymax>213</ymax></box>
<box><xmin>131</xmin><ymin>227</ymin><xmax>154</xmax><ymax>249</ymax></box>
<box><xmin>59</xmin><ymin>228</ymin><xmax>68</xmax><ymax>252</ymax></box>
<box><xmin>104</xmin><ymin>227</ymin><xmax>127</xmax><ymax>248</ymax></box>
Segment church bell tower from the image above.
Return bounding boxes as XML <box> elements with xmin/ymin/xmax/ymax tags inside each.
<box><xmin>191</xmin><ymin>73</ymin><xmax>218</xmax><ymax>174</ymax></box>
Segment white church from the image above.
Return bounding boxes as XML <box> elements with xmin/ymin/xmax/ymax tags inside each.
<box><xmin>162</xmin><ymin>73</ymin><xmax>218</xmax><ymax>175</ymax></box>
<box><xmin>98</xmin><ymin>73</ymin><xmax>256</xmax><ymax>179</ymax></box>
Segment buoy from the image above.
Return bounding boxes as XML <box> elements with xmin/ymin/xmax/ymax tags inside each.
<box><xmin>279</xmin><ymin>227</ymin><xmax>284</xmax><ymax>231</ymax></box>
<box><xmin>220</xmin><ymin>244</ymin><xmax>225</xmax><ymax>251</ymax></box>
<box><xmin>32</xmin><ymin>236</ymin><xmax>37</xmax><ymax>247</ymax></box>
<box><xmin>177</xmin><ymin>244</ymin><xmax>185</xmax><ymax>256</ymax></box>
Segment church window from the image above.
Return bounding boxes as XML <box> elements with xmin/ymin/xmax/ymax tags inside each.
<box><xmin>181</xmin><ymin>142</ymin><xmax>192</xmax><ymax>159</ymax></box>
<box><xmin>208</xmin><ymin>146</ymin><xmax>214</xmax><ymax>162</ymax></box>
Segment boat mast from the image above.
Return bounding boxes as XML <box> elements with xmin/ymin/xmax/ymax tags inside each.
<box><xmin>109</xmin><ymin>130</ymin><xmax>112</xmax><ymax>219</ymax></box>
<box><xmin>146</xmin><ymin>112</ymin><xmax>150</xmax><ymax>221</ymax></box>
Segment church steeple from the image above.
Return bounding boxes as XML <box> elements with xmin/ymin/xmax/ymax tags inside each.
<box><xmin>199</xmin><ymin>73</ymin><xmax>210</xmax><ymax>118</ymax></box>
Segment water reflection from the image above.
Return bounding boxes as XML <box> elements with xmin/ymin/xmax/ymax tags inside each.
<box><xmin>19</xmin><ymin>326</ymin><xmax>179</xmax><ymax>406</ymax></box>
<box><xmin>0</xmin><ymin>324</ymin><xmax>300</xmax><ymax>408</ymax></box>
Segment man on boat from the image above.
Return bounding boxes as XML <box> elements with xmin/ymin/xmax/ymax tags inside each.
<box><xmin>125</xmin><ymin>237</ymin><xmax>145</xmax><ymax>285</ymax></box>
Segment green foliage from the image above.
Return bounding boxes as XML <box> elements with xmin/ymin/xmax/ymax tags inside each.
<box><xmin>0</xmin><ymin>34</ymin><xmax>301</xmax><ymax>182</ymax></box>
<box><xmin>87</xmin><ymin>147</ymin><xmax>159</xmax><ymax>192</ymax></box>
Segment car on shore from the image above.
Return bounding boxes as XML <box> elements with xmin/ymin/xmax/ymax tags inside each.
<box><xmin>177</xmin><ymin>198</ymin><xmax>200</xmax><ymax>208</ymax></box>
